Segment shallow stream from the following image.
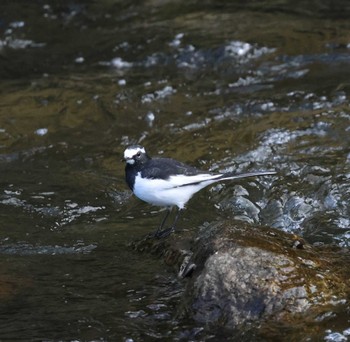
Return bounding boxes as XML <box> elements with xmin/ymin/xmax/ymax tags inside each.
<box><xmin>1</xmin><ymin>1</ymin><xmax>350</xmax><ymax>341</ymax></box>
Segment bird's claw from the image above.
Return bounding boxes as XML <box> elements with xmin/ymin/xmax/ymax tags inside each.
<box><xmin>149</xmin><ymin>226</ymin><xmax>176</xmax><ymax>239</ymax></box>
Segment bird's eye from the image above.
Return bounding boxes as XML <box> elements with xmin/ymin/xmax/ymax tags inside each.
<box><xmin>136</xmin><ymin>151</ymin><xmax>141</xmax><ymax>157</ymax></box>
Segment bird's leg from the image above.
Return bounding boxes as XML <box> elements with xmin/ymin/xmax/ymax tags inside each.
<box><xmin>149</xmin><ymin>207</ymin><xmax>171</xmax><ymax>238</ymax></box>
<box><xmin>155</xmin><ymin>208</ymin><xmax>182</xmax><ymax>239</ymax></box>
<box><xmin>158</xmin><ymin>207</ymin><xmax>172</xmax><ymax>232</ymax></box>
<box><xmin>171</xmin><ymin>209</ymin><xmax>182</xmax><ymax>230</ymax></box>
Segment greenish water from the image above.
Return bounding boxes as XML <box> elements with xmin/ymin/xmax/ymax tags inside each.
<box><xmin>0</xmin><ymin>1</ymin><xmax>350</xmax><ymax>341</ymax></box>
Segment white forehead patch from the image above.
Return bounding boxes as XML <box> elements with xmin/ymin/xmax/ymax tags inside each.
<box><xmin>123</xmin><ymin>146</ymin><xmax>145</xmax><ymax>160</ymax></box>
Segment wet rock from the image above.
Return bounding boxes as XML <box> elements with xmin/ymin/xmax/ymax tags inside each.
<box><xmin>180</xmin><ymin>221</ymin><xmax>349</xmax><ymax>330</ymax></box>
<box><xmin>132</xmin><ymin>220</ymin><xmax>350</xmax><ymax>337</ymax></box>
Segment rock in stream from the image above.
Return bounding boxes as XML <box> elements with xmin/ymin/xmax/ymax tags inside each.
<box><xmin>132</xmin><ymin>220</ymin><xmax>350</xmax><ymax>339</ymax></box>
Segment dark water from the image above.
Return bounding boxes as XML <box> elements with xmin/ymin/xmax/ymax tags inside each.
<box><xmin>1</xmin><ymin>1</ymin><xmax>350</xmax><ymax>341</ymax></box>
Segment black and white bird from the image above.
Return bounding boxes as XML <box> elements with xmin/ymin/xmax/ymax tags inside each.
<box><xmin>123</xmin><ymin>145</ymin><xmax>276</xmax><ymax>238</ymax></box>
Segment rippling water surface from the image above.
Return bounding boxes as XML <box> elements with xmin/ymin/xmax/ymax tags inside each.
<box><xmin>1</xmin><ymin>1</ymin><xmax>350</xmax><ymax>340</ymax></box>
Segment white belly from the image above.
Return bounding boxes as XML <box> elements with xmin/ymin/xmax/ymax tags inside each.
<box><xmin>133</xmin><ymin>172</ymin><xmax>219</xmax><ymax>209</ymax></box>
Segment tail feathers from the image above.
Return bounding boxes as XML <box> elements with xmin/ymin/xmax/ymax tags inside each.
<box><xmin>174</xmin><ymin>170</ymin><xmax>276</xmax><ymax>188</ymax></box>
<box><xmin>220</xmin><ymin>170</ymin><xmax>277</xmax><ymax>181</ymax></box>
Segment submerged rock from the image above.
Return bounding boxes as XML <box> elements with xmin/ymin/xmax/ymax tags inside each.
<box><xmin>132</xmin><ymin>220</ymin><xmax>350</xmax><ymax>338</ymax></box>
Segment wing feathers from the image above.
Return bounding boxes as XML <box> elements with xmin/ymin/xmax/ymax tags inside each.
<box><xmin>169</xmin><ymin>173</ymin><xmax>222</xmax><ymax>187</ymax></box>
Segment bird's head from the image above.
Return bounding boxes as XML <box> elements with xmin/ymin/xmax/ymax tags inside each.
<box><xmin>122</xmin><ymin>145</ymin><xmax>149</xmax><ymax>165</ymax></box>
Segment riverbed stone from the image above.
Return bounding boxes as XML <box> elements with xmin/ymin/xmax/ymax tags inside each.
<box><xmin>181</xmin><ymin>221</ymin><xmax>349</xmax><ymax>329</ymax></box>
<box><xmin>132</xmin><ymin>220</ymin><xmax>350</xmax><ymax>335</ymax></box>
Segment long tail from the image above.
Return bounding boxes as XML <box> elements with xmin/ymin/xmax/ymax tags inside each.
<box><xmin>219</xmin><ymin>170</ymin><xmax>277</xmax><ymax>181</ymax></box>
<box><xmin>175</xmin><ymin>170</ymin><xmax>276</xmax><ymax>188</ymax></box>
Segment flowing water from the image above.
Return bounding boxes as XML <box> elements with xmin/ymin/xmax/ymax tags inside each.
<box><xmin>0</xmin><ymin>1</ymin><xmax>350</xmax><ymax>341</ymax></box>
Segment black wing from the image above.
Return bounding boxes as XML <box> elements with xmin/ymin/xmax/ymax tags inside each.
<box><xmin>141</xmin><ymin>158</ymin><xmax>203</xmax><ymax>180</ymax></box>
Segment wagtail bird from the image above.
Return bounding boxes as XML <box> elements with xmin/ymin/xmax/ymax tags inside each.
<box><xmin>123</xmin><ymin>145</ymin><xmax>276</xmax><ymax>238</ymax></box>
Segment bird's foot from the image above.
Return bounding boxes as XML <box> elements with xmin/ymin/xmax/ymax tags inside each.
<box><xmin>147</xmin><ymin>226</ymin><xmax>176</xmax><ymax>239</ymax></box>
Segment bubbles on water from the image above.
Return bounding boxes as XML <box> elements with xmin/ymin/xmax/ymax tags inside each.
<box><xmin>182</xmin><ymin>118</ymin><xmax>211</xmax><ymax>131</ymax></box>
<box><xmin>169</xmin><ymin>33</ymin><xmax>184</xmax><ymax>48</ymax></box>
<box><xmin>335</xmin><ymin>217</ymin><xmax>350</xmax><ymax>229</ymax></box>
<box><xmin>324</xmin><ymin>329</ymin><xmax>349</xmax><ymax>342</ymax></box>
<box><xmin>202</xmin><ymin>100</ymin><xmax>350</xmax><ymax>247</ymax></box>
<box><xmin>8</xmin><ymin>21</ymin><xmax>25</xmax><ymax>30</ymax></box>
<box><xmin>4</xmin><ymin>189</ymin><xmax>22</xmax><ymax>196</ymax></box>
<box><xmin>74</xmin><ymin>56</ymin><xmax>84</xmax><ymax>64</ymax></box>
<box><xmin>35</xmin><ymin>128</ymin><xmax>48</xmax><ymax>136</ymax></box>
<box><xmin>335</xmin><ymin>230</ymin><xmax>350</xmax><ymax>248</ymax></box>
<box><xmin>146</xmin><ymin>303</ymin><xmax>167</xmax><ymax>311</ymax></box>
<box><xmin>0</xmin><ymin>196</ymin><xmax>25</xmax><ymax>207</ymax></box>
<box><xmin>97</xmin><ymin>36</ymin><xmax>276</xmax><ymax>87</ymax></box>
<box><xmin>0</xmin><ymin>20</ymin><xmax>45</xmax><ymax>50</ymax></box>
<box><xmin>0</xmin><ymin>187</ymin><xmax>106</xmax><ymax>229</ymax></box>
<box><xmin>228</xmin><ymin>76</ymin><xmax>261</xmax><ymax>88</ymax></box>
<box><xmin>0</xmin><ymin>37</ymin><xmax>45</xmax><ymax>50</ymax></box>
<box><xmin>141</xmin><ymin>85</ymin><xmax>176</xmax><ymax>103</ymax></box>
<box><xmin>58</xmin><ymin>201</ymin><xmax>106</xmax><ymax>227</ymax></box>
<box><xmin>99</xmin><ymin>57</ymin><xmax>133</xmax><ymax>69</ymax></box>
<box><xmin>224</xmin><ymin>41</ymin><xmax>275</xmax><ymax>62</ymax></box>
<box><xmin>145</xmin><ymin>111</ymin><xmax>155</xmax><ymax>127</ymax></box>
<box><xmin>111</xmin><ymin>57</ymin><xmax>133</xmax><ymax>69</ymax></box>
<box><xmin>113</xmin><ymin>41</ymin><xmax>130</xmax><ymax>52</ymax></box>
<box><xmin>225</xmin><ymin>41</ymin><xmax>251</xmax><ymax>56</ymax></box>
